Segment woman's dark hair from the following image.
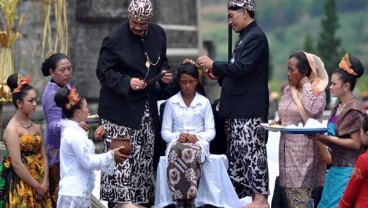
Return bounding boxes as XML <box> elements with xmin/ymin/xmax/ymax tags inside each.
<box><xmin>289</xmin><ymin>51</ymin><xmax>312</xmax><ymax>77</ymax></box>
<box><xmin>54</xmin><ymin>86</ymin><xmax>84</xmax><ymax>119</ymax></box>
<box><xmin>362</xmin><ymin>116</ymin><xmax>368</xmax><ymax>132</ymax></box>
<box><xmin>334</xmin><ymin>54</ymin><xmax>364</xmax><ymax>91</ymax></box>
<box><xmin>6</xmin><ymin>73</ymin><xmax>34</xmax><ymax>108</ymax></box>
<box><xmin>176</xmin><ymin>63</ymin><xmax>206</xmax><ymax>96</ymax></box>
<box><xmin>41</xmin><ymin>53</ymin><xmax>70</xmax><ymax>76</ymax></box>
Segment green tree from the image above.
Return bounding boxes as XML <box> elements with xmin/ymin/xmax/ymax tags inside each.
<box><xmin>304</xmin><ymin>33</ymin><xmax>314</xmax><ymax>53</ymax></box>
<box><xmin>317</xmin><ymin>0</ymin><xmax>342</xmax><ymax>106</ymax></box>
<box><xmin>317</xmin><ymin>0</ymin><xmax>341</xmax><ymax>76</ymax></box>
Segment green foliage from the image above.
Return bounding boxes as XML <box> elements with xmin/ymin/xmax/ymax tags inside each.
<box><xmin>268</xmin><ymin>79</ymin><xmax>285</xmax><ymax>94</ymax></box>
<box><xmin>201</xmin><ymin>1</ymin><xmax>368</xmax><ymax>83</ymax></box>
<box><xmin>317</xmin><ymin>0</ymin><xmax>341</xmax><ymax>77</ymax></box>
<box><xmin>356</xmin><ymin>76</ymin><xmax>368</xmax><ymax>96</ymax></box>
<box><xmin>304</xmin><ymin>34</ymin><xmax>315</xmax><ymax>53</ymax></box>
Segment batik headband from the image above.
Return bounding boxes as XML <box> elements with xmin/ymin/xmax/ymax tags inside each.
<box><xmin>12</xmin><ymin>75</ymin><xmax>30</xmax><ymax>94</ymax></box>
<box><xmin>228</xmin><ymin>0</ymin><xmax>255</xmax><ymax>12</ymax></box>
<box><xmin>65</xmin><ymin>87</ymin><xmax>80</xmax><ymax>110</ymax></box>
<box><xmin>128</xmin><ymin>0</ymin><xmax>153</xmax><ymax>20</ymax></box>
<box><xmin>339</xmin><ymin>53</ymin><xmax>358</xmax><ymax>76</ymax></box>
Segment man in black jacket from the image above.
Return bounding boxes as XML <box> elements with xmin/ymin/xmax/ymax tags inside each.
<box><xmin>197</xmin><ymin>0</ymin><xmax>270</xmax><ymax>207</ymax></box>
<box><xmin>95</xmin><ymin>0</ymin><xmax>173</xmax><ymax>207</ymax></box>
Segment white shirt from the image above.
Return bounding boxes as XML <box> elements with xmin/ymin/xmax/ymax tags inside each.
<box><xmin>58</xmin><ymin>119</ymin><xmax>115</xmax><ymax>198</ymax></box>
<box><xmin>161</xmin><ymin>92</ymin><xmax>215</xmax><ymax>161</ymax></box>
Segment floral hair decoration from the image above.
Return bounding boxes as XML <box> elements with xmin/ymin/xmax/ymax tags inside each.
<box><xmin>12</xmin><ymin>75</ymin><xmax>30</xmax><ymax>94</ymax></box>
<box><xmin>339</xmin><ymin>53</ymin><xmax>358</xmax><ymax>76</ymax></box>
<box><xmin>65</xmin><ymin>87</ymin><xmax>80</xmax><ymax>110</ymax></box>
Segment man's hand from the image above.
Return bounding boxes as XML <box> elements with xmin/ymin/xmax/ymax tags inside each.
<box><xmin>130</xmin><ymin>77</ymin><xmax>147</xmax><ymax>90</ymax></box>
<box><xmin>161</xmin><ymin>70</ymin><xmax>173</xmax><ymax>83</ymax></box>
<box><xmin>196</xmin><ymin>55</ymin><xmax>214</xmax><ymax>70</ymax></box>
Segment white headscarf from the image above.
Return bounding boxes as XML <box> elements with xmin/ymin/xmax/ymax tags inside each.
<box><xmin>301</xmin><ymin>51</ymin><xmax>329</xmax><ymax>94</ymax></box>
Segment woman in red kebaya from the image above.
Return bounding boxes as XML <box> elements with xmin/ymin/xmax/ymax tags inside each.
<box><xmin>338</xmin><ymin>116</ymin><xmax>368</xmax><ymax>208</ymax></box>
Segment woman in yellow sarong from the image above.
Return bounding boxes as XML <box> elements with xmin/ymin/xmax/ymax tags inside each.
<box><xmin>0</xmin><ymin>73</ymin><xmax>52</xmax><ymax>208</ymax></box>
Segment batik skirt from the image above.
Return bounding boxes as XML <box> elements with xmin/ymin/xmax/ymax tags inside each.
<box><xmin>226</xmin><ymin>117</ymin><xmax>269</xmax><ymax>198</ymax></box>
<box><xmin>100</xmin><ymin>104</ymin><xmax>155</xmax><ymax>204</ymax></box>
<box><xmin>167</xmin><ymin>142</ymin><xmax>202</xmax><ymax>200</ymax></box>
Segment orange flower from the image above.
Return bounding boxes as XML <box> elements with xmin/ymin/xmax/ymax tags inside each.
<box><xmin>339</xmin><ymin>53</ymin><xmax>358</xmax><ymax>76</ymax></box>
<box><xmin>66</xmin><ymin>87</ymin><xmax>80</xmax><ymax>110</ymax></box>
<box><xmin>12</xmin><ymin>75</ymin><xmax>31</xmax><ymax>93</ymax></box>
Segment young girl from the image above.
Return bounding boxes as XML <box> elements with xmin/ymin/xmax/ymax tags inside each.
<box><xmin>54</xmin><ymin>87</ymin><xmax>126</xmax><ymax>208</ymax></box>
<box><xmin>1</xmin><ymin>74</ymin><xmax>52</xmax><ymax>207</ymax></box>
<box><xmin>338</xmin><ymin>116</ymin><xmax>368</xmax><ymax>207</ymax></box>
<box><xmin>161</xmin><ymin>63</ymin><xmax>215</xmax><ymax>208</ymax></box>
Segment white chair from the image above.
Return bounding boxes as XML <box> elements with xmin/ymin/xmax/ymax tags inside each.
<box><xmin>154</xmin><ymin>154</ymin><xmax>248</xmax><ymax>208</ymax></box>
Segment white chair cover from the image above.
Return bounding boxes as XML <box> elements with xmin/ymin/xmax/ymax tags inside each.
<box><xmin>154</xmin><ymin>154</ymin><xmax>251</xmax><ymax>208</ymax></box>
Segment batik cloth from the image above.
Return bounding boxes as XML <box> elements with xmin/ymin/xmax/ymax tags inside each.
<box><xmin>167</xmin><ymin>143</ymin><xmax>202</xmax><ymax>200</ymax></box>
<box><xmin>226</xmin><ymin>117</ymin><xmax>269</xmax><ymax>198</ymax></box>
<box><xmin>285</xmin><ymin>187</ymin><xmax>313</xmax><ymax>208</ymax></box>
<box><xmin>100</xmin><ymin>104</ymin><xmax>155</xmax><ymax>204</ymax></box>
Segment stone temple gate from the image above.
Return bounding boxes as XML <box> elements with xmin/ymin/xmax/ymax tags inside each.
<box><xmin>1</xmin><ymin>0</ymin><xmax>219</xmax><ymax>134</ymax></box>
<box><xmin>14</xmin><ymin>0</ymin><xmax>204</xmax><ymax>100</ymax></box>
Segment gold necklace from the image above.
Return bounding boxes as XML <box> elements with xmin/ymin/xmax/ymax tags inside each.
<box><xmin>336</xmin><ymin>102</ymin><xmax>346</xmax><ymax>115</ymax></box>
<box><xmin>17</xmin><ymin>119</ymin><xmax>33</xmax><ymax>129</ymax></box>
<box><xmin>144</xmin><ymin>52</ymin><xmax>160</xmax><ymax>69</ymax></box>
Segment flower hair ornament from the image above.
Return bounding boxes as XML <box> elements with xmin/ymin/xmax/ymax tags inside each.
<box><xmin>12</xmin><ymin>75</ymin><xmax>30</xmax><ymax>94</ymax></box>
<box><xmin>339</xmin><ymin>53</ymin><xmax>358</xmax><ymax>76</ymax></box>
<box><xmin>65</xmin><ymin>87</ymin><xmax>80</xmax><ymax>110</ymax></box>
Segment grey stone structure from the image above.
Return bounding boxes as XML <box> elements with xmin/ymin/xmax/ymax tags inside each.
<box><xmin>2</xmin><ymin>0</ymin><xmax>221</xmax><ymax>138</ymax></box>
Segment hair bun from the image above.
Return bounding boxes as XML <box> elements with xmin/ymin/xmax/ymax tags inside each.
<box><xmin>54</xmin><ymin>87</ymin><xmax>70</xmax><ymax>108</ymax></box>
<box><xmin>6</xmin><ymin>74</ymin><xmax>20</xmax><ymax>92</ymax></box>
<box><xmin>350</xmin><ymin>55</ymin><xmax>364</xmax><ymax>78</ymax></box>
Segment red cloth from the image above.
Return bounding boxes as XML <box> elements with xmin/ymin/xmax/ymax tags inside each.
<box><xmin>338</xmin><ymin>151</ymin><xmax>368</xmax><ymax>208</ymax></box>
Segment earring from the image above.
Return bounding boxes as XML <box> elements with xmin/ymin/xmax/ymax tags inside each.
<box><xmin>344</xmin><ymin>88</ymin><xmax>347</xmax><ymax>92</ymax></box>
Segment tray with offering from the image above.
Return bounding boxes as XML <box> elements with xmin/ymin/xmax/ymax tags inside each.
<box><xmin>87</xmin><ymin>114</ymin><xmax>100</xmax><ymax>124</ymax></box>
<box><xmin>260</xmin><ymin>123</ymin><xmax>284</xmax><ymax>132</ymax></box>
<box><xmin>282</xmin><ymin>118</ymin><xmax>327</xmax><ymax>134</ymax></box>
<box><xmin>282</xmin><ymin>127</ymin><xmax>328</xmax><ymax>134</ymax></box>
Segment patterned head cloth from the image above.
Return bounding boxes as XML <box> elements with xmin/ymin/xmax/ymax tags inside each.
<box><xmin>128</xmin><ymin>0</ymin><xmax>153</xmax><ymax>20</ymax></box>
<box><xmin>228</xmin><ymin>0</ymin><xmax>255</xmax><ymax>12</ymax></box>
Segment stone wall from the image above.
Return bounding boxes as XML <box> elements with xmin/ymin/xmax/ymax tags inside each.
<box><xmin>1</xmin><ymin>0</ymin><xmax>221</xmax><ymax>137</ymax></box>
<box><xmin>11</xmin><ymin>0</ymin><xmax>202</xmax><ymax>102</ymax></box>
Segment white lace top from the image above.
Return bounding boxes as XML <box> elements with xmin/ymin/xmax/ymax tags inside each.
<box><xmin>58</xmin><ymin>119</ymin><xmax>115</xmax><ymax>199</ymax></box>
<box><xmin>161</xmin><ymin>92</ymin><xmax>216</xmax><ymax>162</ymax></box>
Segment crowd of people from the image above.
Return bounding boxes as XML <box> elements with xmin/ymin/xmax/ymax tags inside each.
<box><xmin>0</xmin><ymin>0</ymin><xmax>367</xmax><ymax>208</ymax></box>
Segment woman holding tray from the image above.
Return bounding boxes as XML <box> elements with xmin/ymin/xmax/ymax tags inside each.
<box><xmin>310</xmin><ymin>53</ymin><xmax>366</xmax><ymax>208</ymax></box>
<box><xmin>273</xmin><ymin>51</ymin><xmax>328</xmax><ymax>207</ymax></box>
